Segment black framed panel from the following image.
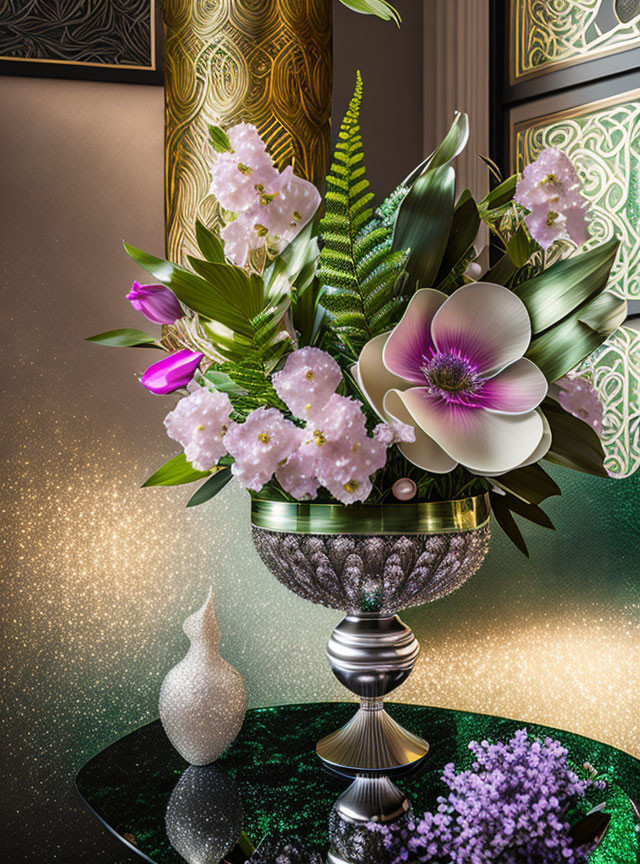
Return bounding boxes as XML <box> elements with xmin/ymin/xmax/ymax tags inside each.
<box><xmin>0</xmin><ymin>0</ymin><xmax>163</xmax><ymax>85</ymax></box>
<box><xmin>504</xmin><ymin>0</ymin><xmax>640</xmax><ymax>102</ymax></box>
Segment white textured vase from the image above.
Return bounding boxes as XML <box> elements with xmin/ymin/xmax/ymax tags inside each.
<box><xmin>159</xmin><ymin>588</ymin><xmax>246</xmax><ymax>765</ymax></box>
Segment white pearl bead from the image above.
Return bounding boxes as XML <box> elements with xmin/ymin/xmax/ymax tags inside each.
<box><xmin>392</xmin><ymin>478</ymin><xmax>417</xmax><ymax>501</ymax></box>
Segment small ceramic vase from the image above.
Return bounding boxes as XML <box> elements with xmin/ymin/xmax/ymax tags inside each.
<box><xmin>159</xmin><ymin>588</ymin><xmax>246</xmax><ymax>765</ymax></box>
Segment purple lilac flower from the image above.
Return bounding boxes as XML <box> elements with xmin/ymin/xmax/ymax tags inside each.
<box><xmin>370</xmin><ymin>728</ymin><xmax>594</xmax><ymax>864</ymax></box>
<box><xmin>126</xmin><ymin>281</ymin><xmax>184</xmax><ymax>325</ymax></box>
<box><xmin>140</xmin><ymin>349</ymin><xmax>203</xmax><ymax>395</ymax></box>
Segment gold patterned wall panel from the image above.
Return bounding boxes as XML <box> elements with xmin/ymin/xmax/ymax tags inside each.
<box><xmin>161</xmin><ymin>0</ymin><xmax>332</xmax><ymax>264</ymax></box>
<box><xmin>513</xmin><ymin>89</ymin><xmax>640</xmax><ymax>477</ymax></box>
<box><xmin>511</xmin><ymin>0</ymin><xmax>640</xmax><ymax>82</ymax></box>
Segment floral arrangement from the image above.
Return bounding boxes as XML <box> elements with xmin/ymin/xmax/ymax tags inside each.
<box><xmin>88</xmin><ymin>74</ymin><xmax>630</xmax><ymax>554</ymax></box>
<box><xmin>367</xmin><ymin>728</ymin><xmax>609</xmax><ymax>864</ymax></box>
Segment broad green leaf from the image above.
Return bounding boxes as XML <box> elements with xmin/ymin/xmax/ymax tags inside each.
<box><xmin>578</xmin><ymin>292</ymin><xmax>628</xmax><ymax>333</ymax></box>
<box><xmin>186</xmin><ymin>467</ymin><xmax>232</xmax><ymax>507</ymax></box>
<box><xmin>142</xmin><ymin>453</ymin><xmax>211</xmax><ymax>487</ymax></box>
<box><xmin>402</xmin><ymin>113</ymin><xmax>469</xmax><ymax>187</ymax></box>
<box><xmin>527</xmin><ymin>291</ymin><xmax>627</xmax><ymax>382</ymax></box>
<box><xmin>492</xmin><ymin>463</ymin><xmax>561</xmax><ymax>505</ymax></box>
<box><xmin>514</xmin><ymin>239</ymin><xmax>619</xmax><ymax>334</ymax></box>
<box><xmin>195</xmin><ymin>220</ymin><xmax>225</xmax><ymax>263</ymax></box>
<box><xmin>85</xmin><ymin>329</ymin><xmax>161</xmax><ymax>349</ymax></box>
<box><xmin>392</xmin><ymin>164</ymin><xmax>455</xmax><ymax>286</ymax></box>
<box><xmin>208</xmin><ymin>125</ymin><xmax>232</xmax><ymax>153</ymax></box>
<box><xmin>506</xmin><ymin>225</ymin><xmax>536</xmax><ymax>268</ymax></box>
<box><xmin>124</xmin><ymin>242</ymin><xmax>254</xmax><ymax>336</ymax></box>
<box><xmin>337</xmin><ymin>0</ymin><xmax>401</xmax><ymax>25</ymax></box>
<box><xmin>542</xmin><ymin>397</ymin><xmax>608</xmax><ymax>477</ymax></box>
<box><xmin>435</xmin><ymin>189</ymin><xmax>480</xmax><ymax>289</ymax></box>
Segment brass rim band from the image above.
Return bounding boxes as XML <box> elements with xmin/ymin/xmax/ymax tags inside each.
<box><xmin>250</xmin><ymin>493</ymin><xmax>491</xmax><ymax>535</ymax></box>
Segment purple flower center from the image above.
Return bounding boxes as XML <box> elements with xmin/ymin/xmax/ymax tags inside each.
<box><xmin>421</xmin><ymin>351</ymin><xmax>485</xmax><ymax>407</ymax></box>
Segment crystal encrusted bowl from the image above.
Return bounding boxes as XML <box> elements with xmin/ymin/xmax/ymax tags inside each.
<box><xmin>251</xmin><ymin>495</ymin><xmax>491</xmax><ymax>615</ymax></box>
<box><xmin>250</xmin><ymin>494</ymin><xmax>492</xmax><ymax>777</ymax></box>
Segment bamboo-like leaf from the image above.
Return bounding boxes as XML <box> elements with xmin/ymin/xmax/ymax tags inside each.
<box><xmin>124</xmin><ymin>242</ymin><xmax>253</xmax><ymax>335</ymax></box>
<box><xmin>527</xmin><ymin>291</ymin><xmax>627</xmax><ymax>382</ymax></box>
<box><xmin>490</xmin><ymin>491</ymin><xmax>530</xmax><ymax>557</ymax></box>
<box><xmin>507</xmin><ymin>225</ymin><xmax>536</xmax><ymax>267</ymax></box>
<box><xmin>514</xmin><ymin>239</ymin><xmax>619</xmax><ymax>334</ymax></box>
<box><xmin>542</xmin><ymin>397</ymin><xmax>608</xmax><ymax>477</ymax></box>
<box><xmin>208</xmin><ymin>125</ymin><xmax>232</xmax><ymax>153</ymax></box>
<box><xmin>498</xmin><ymin>493</ymin><xmax>556</xmax><ymax>529</ymax></box>
<box><xmin>337</xmin><ymin>0</ymin><xmax>401</xmax><ymax>24</ymax></box>
<box><xmin>492</xmin><ymin>463</ymin><xmax>561</xmax><ymax>505</ymax></box>
<box><xmin>85</xmin><ymin>329</ymin><xmax>161</xmax><ymax>349</ymax></box>
<box><xmin>142</xmin><ymin>453</ymin><xmax>211</xmax><ymax>487</ymax></box>
<box><xmin>485</xmin><ymin>253</ymin><xmax>517</xmax><ymax>286</ymax></box>
<box><xmin>479</xmin><ymin>175</ymin><xmax>517</xmax><ymax>211</ymax></box>
<box><xmin>186</xmin><ymin>467</ymin><xmax>232</xmax><ymax>507</ymax></box>
<box><xmin>392</xmin><ymin>164</ymin><xmax>455</xmax><ymax>286</ymax></box>
<box><xmin>195</xmin><ymin>220</ymin><xmax>225</xmax><ymax>263</ymax></box>
<box><xmin>187</xmin><ymin>257</ymin><xmax>264</xmax><ymax>319</ymax></box>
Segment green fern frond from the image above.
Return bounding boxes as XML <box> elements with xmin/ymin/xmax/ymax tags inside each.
<box><xmin>319</xmin><ymin>73</ymin><xmax>408</xmax><ymax>357</ymax></box>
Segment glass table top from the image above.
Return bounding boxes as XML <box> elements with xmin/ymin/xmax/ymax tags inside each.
<box><xmin>75</xmin><ymin>702</ymin><xmax>640</xmax><ymax>864</ymax></box>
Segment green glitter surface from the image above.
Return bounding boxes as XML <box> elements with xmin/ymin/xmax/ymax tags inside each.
<box><xmin>75</xmin><ymin>703</ymin><xmax>640</xmax><ymax>864</ymax></box>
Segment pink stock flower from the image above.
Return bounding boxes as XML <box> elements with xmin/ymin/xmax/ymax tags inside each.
<box><xmin>209</xmin><ymin>123</ymin><xmax>280</xmax><ymax>212</ymax></box>
<box><xmin>141</xmin><ymin>349</ymin><xmax>203</xmax><ymax>395</ymax></box>
<box><xmin>224</xmin><ymin>407</ymin><xmax>304</xmax><ymax>492</ymax></box>
<box><xmin>126</xmin><ymin>281</ymin><xmax>184</xmax><ymax>325</ymax></box>
<box><xmin>276</xmin><ymin>394</ymin><xmax>387</xmax><ymax>504</ymax></box>
<box><xmin>555</xmin><ymin>374</ymin><xmax>604</xmax><ymax>436</ymax></box>
<box><xmin>210</xmin><ymin>123</ymin><xmax>321</xmax><ymax>267</ymax></box>
<box><xmin>272</xmin><ymin>346</ymin><xmax>342</xmax><ymax>418</ymax></box>
<box><xmin>355</xmin><ymin>283</ymin><xmax>550</xmax><ymax>476</ymax></box>
<box><xmin>164</xmin><ymin>387</ymin><xmax>233</xmax><ymax>470</ymax></box>
<box><xmin>373</xmin><ymin>419</ymin><xmax>416</xmax><ymax>446</ymax></box>
<box><xmin>514</xmin><ymin>148</ymin><xmax>590</xmax><ymax>250</ymax></box>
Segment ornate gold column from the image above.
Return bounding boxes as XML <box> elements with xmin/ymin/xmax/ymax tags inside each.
<box><xmin>161</xmin><ymin>0</ymin><xmax>332</xmax><ymax>264</ymax></box>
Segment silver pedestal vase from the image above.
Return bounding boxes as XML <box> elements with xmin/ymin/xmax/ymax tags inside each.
<box><xmin>251</xmin><ymin>494</ymin><xmax>491</xmax><ymax>777</ymax></box>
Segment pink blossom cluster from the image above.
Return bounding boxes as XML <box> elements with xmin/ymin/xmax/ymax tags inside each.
<box><xmin>514</xmin><ymin>147</ymin><xmax>590</xmax><ymax>250</ymax></box>
<box><xmin>209</xmin><ymin>123</ymin><xmax>321</xmax><ymax>267</ymax></box>
<box><xmin>163</xmin><ymin>348</ymin><xmax>411</xmax><ymax>504</ymax></box>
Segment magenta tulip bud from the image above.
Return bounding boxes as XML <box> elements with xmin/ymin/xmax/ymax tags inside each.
<box><xmin>126</xmin><ymin>281</ymin><xmax>183</xmax><ymax>325</ymax></box>
<box><xmin>141</xmin><ymin>350</ymin><xmax>204</xmax><ymax>395</ymax></box>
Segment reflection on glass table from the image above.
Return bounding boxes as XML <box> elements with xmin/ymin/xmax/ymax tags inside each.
<box><xmin>75</xmin><ymin>703</ymin><xmax>640</xmax><ymax>864</ymax></box>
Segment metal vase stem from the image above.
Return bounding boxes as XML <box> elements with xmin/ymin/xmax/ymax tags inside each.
<box><xmin>317</xmin><ymin>613</ymin><xmax>429</xmax><ymax>776</ymax></box>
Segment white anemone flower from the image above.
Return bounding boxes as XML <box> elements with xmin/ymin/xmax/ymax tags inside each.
<box><xmin>354</xmin><ymin>282</ymin><xmax>551</xmax><ymax>476</ymax></box>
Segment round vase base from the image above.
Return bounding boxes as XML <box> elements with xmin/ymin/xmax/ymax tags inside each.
<box><xmin>316</xmin><ymin>703</ymin><xmax>429</xmax><ymax>777</ymax></box>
